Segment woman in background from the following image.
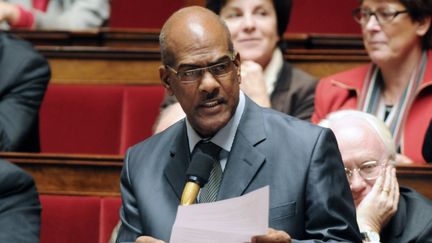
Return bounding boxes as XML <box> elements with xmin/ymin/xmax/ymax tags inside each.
<box><xmin>312</xmin><ymin>0</ymin><xmax>432</xmax><ymax>164</ymax></box>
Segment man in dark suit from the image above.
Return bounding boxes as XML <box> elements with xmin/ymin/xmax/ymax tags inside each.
<box><xmin>0</xmin><ymin>32</ymin><xmax>50</xmax><ymax>152</ymax></box>
<box><xmin>0</xmin><ymin>159</ymin><xmax>41</xmax><ymax>243</ymax></box>
<box><xmin>116</xmin><ymin>6</ymin><xmax>361</xmax><ymax>243</ymax></box>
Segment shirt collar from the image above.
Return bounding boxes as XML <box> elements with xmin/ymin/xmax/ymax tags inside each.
<box><xmin>186</xmin><ymin>91</ymin><xmax>245</xmax><ymax>153</ymax></box>
<box><xmin>264</xmin><ymin>48</ymin><xmax>284</xmax><ymax>95</ymax></box>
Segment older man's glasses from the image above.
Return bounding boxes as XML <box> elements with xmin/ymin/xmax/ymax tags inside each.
<box><xmin>352</xmin><ymin>8</ymin><xmax>409</xmax><ymax>25</ymax></box>
<box><xmin>345</xmin><ymin>160</ymin><xmax>385</xmax><ymax>182</ymax></box>
<box><xmin>166</xmin><ymin>56</ymin><xmax>236</xmax><ymax>84</ymax></box>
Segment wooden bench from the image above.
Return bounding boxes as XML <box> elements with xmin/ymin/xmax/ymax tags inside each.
<box><xmin>2</xmin><ymin>152</ymin><xmax>431</xmax><ymax>200</ymax></box>
<box><xmin>8</xmin><ymin>29</ymin><xmax>370</xmax><ymax>85</ymax></box>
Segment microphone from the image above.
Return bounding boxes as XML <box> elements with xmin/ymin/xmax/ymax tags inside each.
<box><xmin>181</xmin><ymin>151</ymin><xmax>214</xmax><ymax>205</ymax></box>
<box><xmin>423</xmin><ymin>120</ymin><xmax>432</xmax><ymax>163</ymax></box>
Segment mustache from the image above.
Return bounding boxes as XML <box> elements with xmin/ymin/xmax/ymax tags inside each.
<box><xmin>204</xmin><ymin>90</ymin><xmax>218</xmax><ymax>100</ymax></box>
<box><xmin>199</xmin><ymin>91</ymin><xmax>226</xmax><ymax>106</ymax></box>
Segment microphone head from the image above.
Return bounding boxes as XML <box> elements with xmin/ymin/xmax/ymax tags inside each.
<box><xmin>186</xmin><ymin>151</ymin><xmax>214</xmax><ymax>187</ymax></box>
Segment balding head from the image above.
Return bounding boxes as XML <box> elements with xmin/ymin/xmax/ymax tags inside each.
<box><xmin>159</xmin><ymin>6</ymin><xmax>234</xmax><ymax>66</ymax></box>
<box><xmin>319</xmin><ymin>110</ymin><xmax>396</xmax><ymax>161</ymax></box>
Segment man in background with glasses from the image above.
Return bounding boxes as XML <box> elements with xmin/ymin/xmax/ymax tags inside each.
<box><xmin>320</xmin><ymin>110</ymin><xmax>432</xmax><ymax>243</ymax></box>
<box><xmin>115</xmin><ymin>6</ymin><xmax>362</xmax><ymax>243</ymax></box>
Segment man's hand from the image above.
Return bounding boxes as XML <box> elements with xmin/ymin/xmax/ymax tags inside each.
<box><xmin>135</xmin><ymin>236</ymin><xmax>165</xmax><ymax>243</ymax></box>
<box><xmin>356</xmin><ymin>165</ymin><xmax>399</xmax><ymax>233</ymax></box>
<box><xmin>240</xmin><ymin>61</ymin><xmax>271</xmax><ymax>108</ymax></box>
<box><xmin>251</xmin><ymin>228</ymin><xmax>292</xmax><ymax>243</ymax></box>
<box><xmin>0</xmin><ymin>3</ymin><xmax>20</xmax><ymax>25</ymax></box>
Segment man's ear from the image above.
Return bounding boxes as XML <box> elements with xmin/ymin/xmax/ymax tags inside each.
<box><xmin>417</xmin><ymin>16</ymin><xmax>432</xmax><ymax>36</ymax></box>
<box><xmin>234</xmin><ymin>52</ymin><xmax>241</xmax><ymax>83</ymax></box>
<box><xmin>234</xmin><ymin>52</ymin><xmax>241</xmax><ymax>68</ymax></box>
<box><xmin>159</xmin><ymin>65</ymin><xmax>174</xmax><ymax>96</ymax></box>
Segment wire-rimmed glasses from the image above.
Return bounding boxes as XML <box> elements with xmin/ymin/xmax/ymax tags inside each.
<box><xmin>345</xmin><ymin>160</ymin><xmax>387</xmax><ymax>182</ymax></box>
<box><xmin>166</xmin><ymin>54</ymin><xmax>237</xmax><ymax>84</ymax></box>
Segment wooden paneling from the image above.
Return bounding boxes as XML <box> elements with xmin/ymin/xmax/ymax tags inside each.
<box><xmin>1</xmin><ymin>152</ymin><xmax>431</xmax><ymax>200</ymax></box>
<box><xmin>397</xmin><ymin>164</ymin><xmax>432</xmax><ymax>200</ymax></box>
<box><xmin>6</xmin><ymin>30</ymin><xmax>370</xmax><ymax>84</ymax></box>
<box><xmin>38</xmin><ymin>47</ymin><xmax>369</xmax><ymax>85</ymax></box>
<box><xmin>10</xmin><ymin>29</ymin><xmax>365</xmax><ymax>49</ymax></box>
<box><xmin>42</xmin><ymin>48</ymin><xmax>368</xmax><ymax>85</ymax></box>
<box><xmin>1</xmin><ymin>152</ymin><xmax>123</xmax><ymax>196</ymax></box>
<box><xmin>48</xmin><ymin>58</ymin><xmax>161</xmax><ymax>85</ymax></box>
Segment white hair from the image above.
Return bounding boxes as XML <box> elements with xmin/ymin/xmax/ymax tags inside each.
<box><xmin>318</xmin><ymin>110</ymin><xmax>396</xmax><ymax>160</ymax></box>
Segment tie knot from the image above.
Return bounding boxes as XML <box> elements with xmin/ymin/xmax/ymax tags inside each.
<box><xmin>194</xmin><ymin>141</ymin><xmax>221</xmax><ymax>160</ymax></box>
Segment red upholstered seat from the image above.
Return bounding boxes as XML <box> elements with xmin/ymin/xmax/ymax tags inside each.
<box><xmin>40</xmin><ymin>195</ymin><xmax>101</xmax><ymax>243</ymax></box>
<box><xmin>99</xmin><ymin>197</ymin><xmax>122</xmax><ymax>243</ymax></box>
<box><xmin>40</xmin><ymin>195</ymin><xmax>121</xmax><ymax>243</ymax></box>
<box><xmin>39</xmin><ymin>84</ymin><xmax>165</xmax><ymax>154</ymax></box>
<box><xmin>119</xmin><ymin>86</ymin><xmax>166</xmax><ymax>154</ymax></box>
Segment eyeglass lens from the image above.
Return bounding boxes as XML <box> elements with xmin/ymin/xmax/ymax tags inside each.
<box><xmin>177</xmin><ymin>59</ymin><xmax>235</xmax><ymax>83</ymax></box>
<box><xmin>345</xmin><ymin>161</ymin><xmax>381</xmax><ymax>181</ymax></box>
<box><xmin>353</xmin><ymin>8</ymin><xmax>408</xmax><ymax>25</ymax></box>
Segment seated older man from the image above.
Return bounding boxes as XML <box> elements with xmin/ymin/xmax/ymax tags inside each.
<box><xmin>319</xmin><ymin>110</ymin><xmax>432</xmax><ymax>242</ymax></box>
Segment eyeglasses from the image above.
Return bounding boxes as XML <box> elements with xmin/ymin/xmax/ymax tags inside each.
<box><xmin>166</xmin><ymin>55</ymin><xmax>237</xmax><ymax>84</ymax></box>
<box><xmin>345</xmin><ymin>160</ymin><xmax>386</xmax><ymax>182</ymax></box>
<box><xmin>352</xmin><ymin>8</ymin><xmax>409</xmax><ymax>25</ymax></box>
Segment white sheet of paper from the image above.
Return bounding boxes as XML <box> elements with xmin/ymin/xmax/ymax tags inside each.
<box><xmin>170</xmin><ymin>186</ymin><xmax>269</xmax><ymax>243</ymax></box>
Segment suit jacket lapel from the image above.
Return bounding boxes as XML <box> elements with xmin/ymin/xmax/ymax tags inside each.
<box><xmin>163</xmin><ymin>122</ymin><xmax>190</xmax><ymax>200</ymax></box>
<box><xmin>218</xmin><ymin>97</ymin><xmax>267</xmax><ymax>200</ymax></box>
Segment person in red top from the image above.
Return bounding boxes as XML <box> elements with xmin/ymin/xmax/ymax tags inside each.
<box><xmin>0</xmin><ymin>0</ymin><xmax>109</xmax><ymax>30</ymax></box>
<box><xmin>312</xmin><ymin>0</ymin><xmax>432</xmax><ymax>164</ymax></box>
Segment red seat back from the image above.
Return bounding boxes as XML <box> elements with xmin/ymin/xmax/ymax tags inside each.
<box><xmin>40</xmin><ymin>195</ymin><xmax>121</xmax><ymax>243</ymax></box>
<box><xmin>39</xmin><ymin>84</ymin><xmax>164</xmax><ymax>154</ymax></box>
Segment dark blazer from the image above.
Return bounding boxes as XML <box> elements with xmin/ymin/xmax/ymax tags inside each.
<box><xmin>381</xmin><ymin>186</ymin><xmax>432</xmax><ymax>243</ymax></box>
<box><xmin>270</xmin><ymin>61</ymin><xmax>317</xmax><ymax>121</ymax></box>
<box><xmin>117</xmin><ymin>97</ymin><xmax>361</xmax><ymax>242</ymax></box>
<box><xmin>0</xmin><ymin>32</ymin><xmax>50</xmax><ymax>152</ymax></box>
<box><xmin>0</xmin><ymin>159</ymin><xmax>41</xmax><ymax>243</ymax></box>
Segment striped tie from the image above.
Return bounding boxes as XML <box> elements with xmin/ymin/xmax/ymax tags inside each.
<box><xmin>194</xmin><ymin>141</ymin><xmax>222</xmax><ymax>203</ymax></box>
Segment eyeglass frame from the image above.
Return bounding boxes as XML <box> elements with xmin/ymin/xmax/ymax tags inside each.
<box><xmin>165</xmin><ymin>53</ymin><xmax>238</xmax><ymax>84</ymax></box>
<box><xmin>352</xmin><ymin>7</ymin><xmax>409</xmax><ymax>25</ymax></box>
<box><xmin>344</xmin><ymin>159</ymin><xmax>389</xmax><ymax>182</ymax></box>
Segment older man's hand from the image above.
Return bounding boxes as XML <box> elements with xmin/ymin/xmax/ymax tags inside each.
<box><xmin>251</xmin><ymin>228</ymin><xmax>292</xmax><ymax>243</ymax></box>
<box><xmin>135</xmin><ymin>236</ymin><xmax>165</xmax><ymax>243</ymax></box>
<box><xmin>0</xmin><ymin>3</ymin><xmax>20</xmax><ymax>25</ymax></box>
<box><xmin>356</xmin><ymin>165</ymin><xmax>399</xmax><ymax>233</ymax></box>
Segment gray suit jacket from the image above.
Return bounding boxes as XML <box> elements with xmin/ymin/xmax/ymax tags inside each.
<box><xmin>117</xmin><ymin>97</ymin><xmax>361</xmax><ymax>242</ymax></box>
<box><xmin>0</xmin><ymin>159</ymin><xmax>41</xmax><ymax>243</ymax></box>
<box><xmin>0</xmin><ymin>32</ymin><xmax>50</xmax><ymax>152</ymax></box>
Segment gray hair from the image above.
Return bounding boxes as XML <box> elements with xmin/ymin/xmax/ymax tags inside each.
<box><xmin>318</xmin><ymin>110</ymin><xmax>396</xmax><ymax>160</ymax></box>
